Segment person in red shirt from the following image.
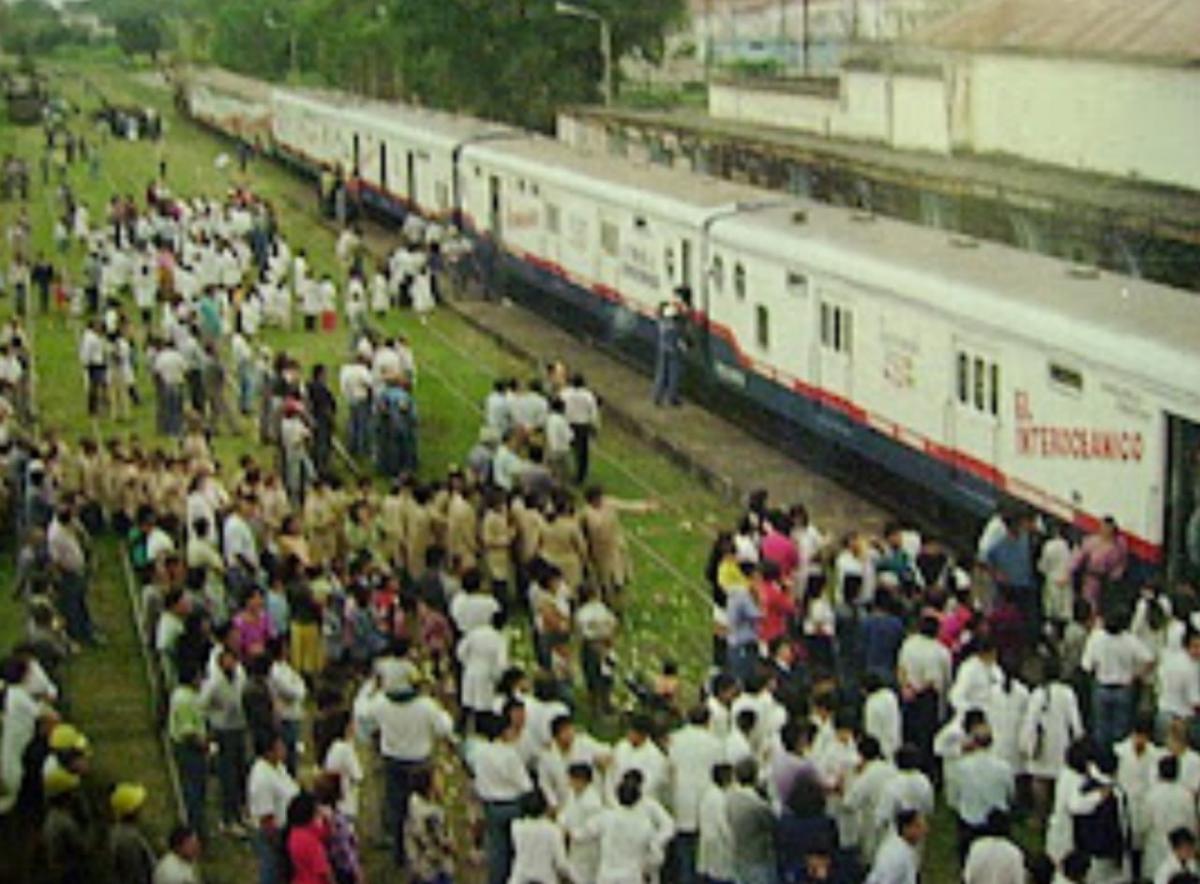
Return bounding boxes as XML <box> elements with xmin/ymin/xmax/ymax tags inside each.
<box><xmin>284</xmin><ymin>791</ymin><xmax>333</xmax><ymax>884</ymax></box>
<box><xmin>760</xmin><ymin>514</ymin><xmax>799</xmax><ymax>582</ymax></box>
<box><xmin>756</xmin><ymin>561</ymin><xmax>796</xmax><ymax>646</ymax></box>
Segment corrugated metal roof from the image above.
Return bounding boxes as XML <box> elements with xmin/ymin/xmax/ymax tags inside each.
<box><xmin>910</xmin><ymin>0</ymin><xmax>1200</xmax><ymax>64</ymax></box>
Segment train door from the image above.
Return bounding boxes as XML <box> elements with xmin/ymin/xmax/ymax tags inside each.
<box><xmin>598</xmin><ymin>213</ymin><xmax>621</xmax><ymax>293</ymax></box>
<box><xmin>379</xmin><ymin>143</ymin><xmax>388</xmax><ymax>192</ymax></box>
<box><xmin>949</xmin><ymin>340</ymin><xmax>1001</xmax><ymax>470</ymax></box>
<box><xmin>406</xmin><ymin>151</ymin><xmax>418</xmax><ymax>206</ymax></box>
<box><xmin>1164</xmin><ymin>414</ymin><xmax>1200</xmax><ymax>585</ymax></box>
<box><xmin>815</xmin><ymin>290</ymin><xmax>854</xmax><ymax>402</ymax></box>
<box><xmin>351</xmin><ymin>133</ymin><xmax>360</xmax><ymax>175</ymax></box>
<box><xmin>488</xmin><ymin>175</ymin><xmax>502</xmax><ymax>239</ymax></box>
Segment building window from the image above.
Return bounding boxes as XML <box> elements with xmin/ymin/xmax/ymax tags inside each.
<box><xmin>734</xmin><ymin>263</ymin><xmax>747</xmax><ymax>300</ymax></box>
<box><xmin>546</xmin><ymin>203</ymin><xmax>561</xmax><ymax>235</ymax></box>
<box><xmin>601</xmin><ymin>221</ymin><xmax>619</xmax><ymax>257</ymax></box>
<box><xmin>756</xmin><ymin>305</ymin><xmax>770</xmax><ymax>350</ymax></box>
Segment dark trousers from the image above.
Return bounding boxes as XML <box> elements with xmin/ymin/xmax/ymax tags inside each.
<box><xmin>384</xmin><ymin>758</ymin><xmax>428</xmax><ymax>864</ymax></box>
<box><xmin>85</xmin><ymin>365</ymin><xmax>106</xmax><ymax>415</ymax></box>
<box><xmin>903</xmin><ymin>688</ymin><xmax>940</xmax><ymax>778</ymax></box>
<box><xmin>483</xmin><ymin>799</ymin><xmax>523</xmax><ymax>884</ymax></box>
<box><xmin>175</xmin><ymin>742</ymin><xmax>208</xmax><ymax>841</ymax></box>
<box><xmin>215</xmin><ymin>728</ymin><xmax>247</xmax><ymax>824</ymax></box>
<box><xmin>570</xmin><ymin>423</ymin><xmax>592</xmax><ymax>483</ymax></box>
<box><xmin>56</xmin><ymin>571</ymin><xmax>94</xmax><ymax>643</ymax></box>
<box><xmin>672</xmin><ymin>831</ymin><xmax>700</xmax><ymax>884</ymax></box>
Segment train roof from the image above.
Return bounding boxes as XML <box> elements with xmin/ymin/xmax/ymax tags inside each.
<box><xmin>464</xmin><ymin>136</ymin><xmax>780</xmax><ymax>224</ymax></box>
<box><xmin>714</xmin><ymin>202</ymin><xmax>1200</xmax><ymax>398</ymax></box>
<box><xmin>274</xmin><ymin>87</ymin><xmax>515</xmax><ymax>150</ymax></box>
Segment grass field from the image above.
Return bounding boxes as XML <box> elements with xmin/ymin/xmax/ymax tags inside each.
<box><xmin>0</xmin><ymin>61</ymin><xmax>980</xmax><ymax>881</ymax></box>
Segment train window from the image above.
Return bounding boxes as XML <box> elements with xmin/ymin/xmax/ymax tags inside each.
<box><xmin>734</xmin><ymin>263</ymin><xmax>747</xmax><ymax>300</ymax></box>
<box><xmin>989</xmin><ymin>364</ymin><xmax>1000</xmax><ymax>416</ymax></box>
<box><xmin>821</xmin><ymin>303</ymin><xmax>831</xmax><ymax>348</ymax></box>
<box><xmin>1049</xmin><ymin>362</ymin><xmax>1083</xmax><ymax>394</ymax></box>
<box><xmin>843</xmin><ymin>310</ymin><xmax>853</xmax><ymax>355</ymax></box>
<box><xmin>820</xmin><ymin>302</ymin><xmax>852</xmax><ymax>354</ymax></box>
<box><xmin>787</xmin><ymin>271</ymin><xmax>808</xmax><ymax>298</ymax></box>
<box><xmin>601</xmin><ymin>221</ymin><xmax>619</xmax><ymax>257</ymax></box>
<box><xmin>436</xmin><ymin>183</ymin><xmax>450</xmax><ymax>212</ymax></box>
<box><xmin>545</xmin><ymin>203</ymin><xmax>561</xmax><ymax>235</ymax></box>
<box><xmin>756</xmin><ymin>305</ymin><xmax>770</xmax><ymax>350</ymax></box>
<box><xmin>973</xmin><ymin>357</ymin><xmax>985</xmax><ymax>411</ymax></box>
<box><xmin>712</xmin><ymin>256</ymin><xmax>725</xmax><ymax>293</ymax></box>
<box><xmin>634</xmin><ymin>216</ymin><xmax>648</xmax><ymax>231</ymax></box>
<box><xmin>531</xmin><ymin>184</ymin><xmax>540</xmax><ymax>197</ymax></box>
<box><xmin>956</xmin><ymin>352</ymin><xmax>969</xmax><ymax>404</ymax></box>
<box><xmin>518</xmin><ymin>179</ymin><xmax>527</xmax><ymax>193</ymax></box>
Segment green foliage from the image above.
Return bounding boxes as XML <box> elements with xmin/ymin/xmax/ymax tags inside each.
<box><xmin>190</xmin><ymin>0</ymin><xmax>683</xmax><ymax>131</ymax></box>
<box><xmin>1</xmin><ymin>0</ymin><xmax>92</xmax><ymax>56</ymax></box>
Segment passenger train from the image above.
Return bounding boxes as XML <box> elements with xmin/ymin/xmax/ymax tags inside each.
<box><xmin>182</xmin><ymin>68</ymin><xmax>1200</xmax><ymax>576</ymax></box>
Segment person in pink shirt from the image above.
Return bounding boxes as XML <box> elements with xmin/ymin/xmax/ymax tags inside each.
<box><xmin>284</xmin><ymin>791</ymin><xmax>333</xmax><ymax>884</ymax></box>
<box><xmin>233</xmin><ymin>586</ymin><xmax>276</xmax><ymax>662</ymax></box>
<box><xmin>760</xmin><ymin>514</ymin><xmax>799</xmax><ymax>581</ymax></box>
<box><xmin>756</xmin><ymin>561</ymin><xmax>797</xmax><ymax>646</ymax></box>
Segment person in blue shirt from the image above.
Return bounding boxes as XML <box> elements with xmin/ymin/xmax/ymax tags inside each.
<box><xmin>859</xmin><ymin>593</ymin><xmax>906</xmax><ymax>686</ymax></box>
<box><xmin>984</xmin><ymin>512</ymin><xmax>1038</xmax><ymax>646</ymax></box>
<box><xmin>652</xmin><ymin>301</ymin><xmax>685</xmax><ymax>407</ymax></box>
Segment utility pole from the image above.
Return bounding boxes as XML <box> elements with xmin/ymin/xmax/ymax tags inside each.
<box><xmin>555</xmin><ymin>2</ymin><xmax>615</xmax><ymax>107</ymax></box>
<box><xmin>802</xmin><ymin>0</ymin><xmax>811</xmax><ymax>75</ymax></box>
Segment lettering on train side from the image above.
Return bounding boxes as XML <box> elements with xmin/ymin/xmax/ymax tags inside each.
<box><xmin>1014</xmin><ymin>390</ymin><xmax>1143</xmax><ymax>462</ymax></box>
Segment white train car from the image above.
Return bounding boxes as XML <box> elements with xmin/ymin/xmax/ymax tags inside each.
<box><xmin>458</xmin><ymin>136</ymin><xmax>782</xmax><ymax>335</ymax></box>
<box><xmin>271</xmin><ymin>90</ymin><xmax>516</xmax><ymax>222</ymax></box>
<box><xmin>182</xmin><ymin>67</ymin><xmax>272</xmax><ymax>143</ymax></box>
<box><xmin>705</xmin><ymin>204</ymin><xmax>1200</xmax><ymax>564</ymax></box>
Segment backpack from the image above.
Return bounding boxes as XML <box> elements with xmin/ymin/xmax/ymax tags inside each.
<box><xmin>1072</xmin><ymin>779</ymin><xmax>1125</xmax><ymax>860</ymax></box>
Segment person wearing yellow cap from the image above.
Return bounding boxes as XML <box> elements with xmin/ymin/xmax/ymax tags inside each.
<box><xmin>110</xmin><ymin>782</ymin><xmax>156</xmax><ymax>884</ymax></box>
<box><xmin>43</xmin><ymin>765</ymin><xmax>88</xmax><ymax>884</ymax></box>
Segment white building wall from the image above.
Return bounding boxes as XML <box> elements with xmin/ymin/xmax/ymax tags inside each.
<box><xmin>968</xmin><ymin>53</ymin><xmax>1200</xmax><ymax>191</ymax></box>
<box><xmin>709</xmin><ymin>81</ymin><xmax>834</xmax><ymax>135</ymax></box>
<box><xmin>890</xmin><ymin>74</ymin><xmax>949</xmax><ymax>153</ymax></box>
<box><xmin>831</xmin><ymin>70</ymin><xmax>889</xmax><ymax>142</ymax></box>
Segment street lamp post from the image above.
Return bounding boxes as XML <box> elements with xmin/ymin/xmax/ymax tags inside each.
<box><xmin>554</xmin><ymin>1</ymin><xmax>614</xmax><ymax>107</ymax></box>
<box><xmin>264</xmin><ymin>12</ymin><xmax>299</xmax><ymax>80</ymax></box>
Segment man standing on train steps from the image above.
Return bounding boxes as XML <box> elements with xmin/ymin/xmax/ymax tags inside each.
<box><xmin>652</xmin><ymin>300</ymin><xmax>684</xmax><ymax>408</ymax></box>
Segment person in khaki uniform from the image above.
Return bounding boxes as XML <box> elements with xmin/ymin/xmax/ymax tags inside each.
<box><xmin>481</xmin><ymin>492</ymin><xmax>516</xmax><ymax>609</ymax></box>
<box><xmin>378</xmin><ymin>481</ymin><xmax>409</xmax><ymax>569</ymax></box>
<box><xmin>512</xmin><ymin>493</ymin><xmax>545</xmax><ymax>592</ymax></box>
<box><xmin>445</xmin><ymin>473</ymin><xmax>479</xmax><ymax>572</ymax></box>
<box><xmin>539</xmin><ymin>498</ymin><xmax>588</xmax><ymax>594</ymax></box>
<box><xmin>405</xmin><ymin>486</ymin><xmax>435</xmax><ymax>580</ymax></box>
<box><xmin>304</xmin><ymin>479</ymin><xmax>340</xmax><ymax>564</ymax></box>
<box><xmin>581</xmin><ymin>486</ymin><xmax>633</xmax><ymax>600</ymax></box>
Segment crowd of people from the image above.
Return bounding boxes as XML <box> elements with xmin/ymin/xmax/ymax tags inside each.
<box><xmin>2</xmin><ymin>112</ymin><xmax>1200</xmax><ymax>884</ymax></box>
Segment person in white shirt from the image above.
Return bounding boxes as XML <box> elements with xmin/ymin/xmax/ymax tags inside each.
<box><xmin>589</xmin><ymin>774</ymin><xmax>663</xmax><ymax>884</ymax></box>
<box><xmin>153</xmin><ymin>825</ymin><xmax>202</xmax><ymax>884</ymax></box>
<box><xmin>962</xmin><ymin>811</ymin><xmax>1025</xmax><ymax>884</ymax></box>
<box><xmin>1157</xmin><ymin>629</ymin><xmax>1200</xmax><ymax>740</ymax></box>
<box><xmin>560</xmin><ymin>373</ymin><xmax>599</xmax><ymax>484</ymax></box>
<box><xmin>873</xmin><ymin>746</ymin><xmax>935</xmax><ymax>837</ymax></box>
<box><xmin>560</xmin><ymin>763</ymin><xmax>605</xmax><ymax>884</ymax></box>
<box><xmin>696</xmin><ymin>762</ymin><xmax>735</xmax><ymax>884</ymax></box>
<box><xmin>359</xmin><ymin>671</ymin><xmax>454</xmax><ymax>865</ymax></box>
<box><xmin>1143</xmin><ymin>755</ymin><xmax>1198</xmax><ymax>878</ymax></box>
<box><xmin>475</xmin><ymin>703</ymin><xmax>535</xmax><ymax>884</ymax></box>
<box><xmin>896</xmin><ymin>615</ymin><xmax>952</xmax><ymax>773</ymax></box>
<box><xmin>866</xmin><ymin>808</ymin><xmax>926</xmax><ymax>884</ymax></box>
<box><xmin>544</xmin><ymin>398</ymin><xmax>574</xmax><ymax>486</ymax></box>
<box><xmin>951</xmin><ymin>721</ymin><xmax>1015</xmax><ymax>862</ymax></box>
<box><xmin>458</xmin><ymin>612</ymin><xmax>510</xmax><ymax>728</ymax></box>
<box><xmin>247</xmin><ymin>734</ymin><xmax>299</xmax><ymax>884</ymax></box>
<box><xmin>268</xmin><ymin>639</ymin><xmax>307</xmax><ymax>774</ymax></box>
<box><xmin>508</xmin><ymin>791</ymin><xmax>575</xmax><ymax>884</ymax></box>
<box><xmin>667</xmin><ymin>706</ymin><xmax>725</xmax><ymax>882</ymax></box>
<box><xmin>322</xmin><ymin>710</ymin><xmax>364</xmax><ymax>822</ymax></box>
<box><xmin>1154</xmin><ymin>828</ymin><xmax>1200</xmax><ymax>884</ymax></box>
<box><xmin>949</xmin><ymin>641</ymin><xmax>1003</xmax><ymax>713</ymax></box>
<box><xmin>843</xmin><ymin>736</ymin><xmax>898</xmax><ymax>862</ymax></box>
<box><xmin>79</xmin><ymin>320</ymin><xmax>108</xmax><ymax>415</ymax></box>
<box><xmin>538</xmin><ymin>715</ymin><xmax>610</xmax><ymax>812</ymax></box>
<box><xmin>609</xmin><ymin>714</ymin><xmax>668</xmax><ymax>806</ymax></box>
<box><xmin>862</xmin><ymin>673</ymin><xmax>902</xmax><ymax>762</ymax></box>
<box><xmin>1038</xmin><ymin>522</ymin><xmax>1074</xmax><ymax>626</ymax></box>
<box><xmin>1020</xmin><ymin>658</ymin><xmax>1084</xmax><ymax>822</ymax></box>
<box><xmin>1081</xmin><ymin>610</ymin><xmax>1154</xmax><ymax>748</ymax></box>
<box><xmin>1067</xmin><ymin>750</ymin><xmax>1133</xmax><ymax>884</ymax></box>
<box><xmin>1046</xmin><ymin>739</ymin><xmax>1093</xmax><ymax>862</ymax></box>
